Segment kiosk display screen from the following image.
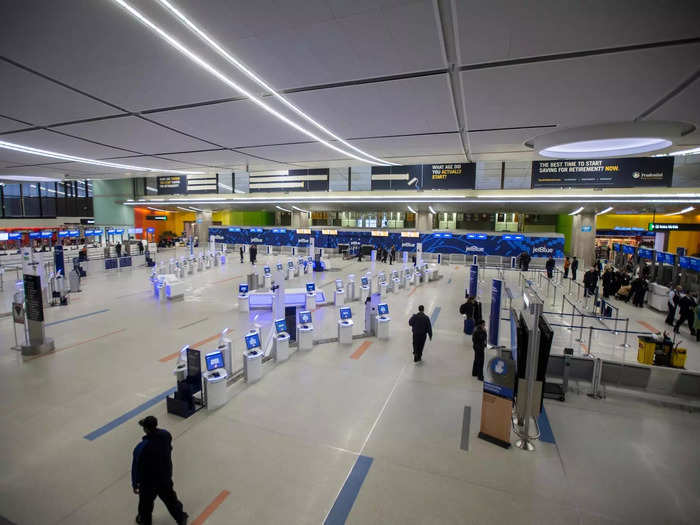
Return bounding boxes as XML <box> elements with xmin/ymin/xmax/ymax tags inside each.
<box><xmin>336</xmin><ymin>279</ymin><xmax>343</xmax><ymax>290</ymax></box>
<box><xmin>276</xmin><ymin>263</ymin><xmax>283</xmax><ymax>271</ymax></box>
<box><xmin>377</xmin><ymin>303</ymin><xmax>389</xmax><ymax>316</ymax></box>
<box><xmin>299</xmin><ymin>310</ymin><xmax>312</xmax><ymax>324</ymax></box>
<box><xmin>205</xmin><ymin>351</ymin><xmax>224</xmax><ymax>371</ymax></box>
<box><xmin>307</xmin><ymin>256</ymin><xmax>313</xmax><ymax>262</ymax></box>
<box><xmin>306</xmin><ymin>283</ymin><xmax>315</xmax><ymax>293</ymax></box>
<box><xmin>274</xmin><ymin>319</ymin><xmax>287</xmax><ymax>333</ymax></box>
<box><xmin>245</xmin><ymin>332</ymin><xmax>261</xmax><ymax>350</ymax></box>
<box><xmin>361</xmin><ymin>277</ymin><xmax>369</xmax><ymax>287</ymax></box>
<box><xmin>288</xmin><ymin>261</ymin><xmax>294</xmax><ymax>268</ymax></box>
<box><xmin>239</xmin><ymin>284</ymin><xmax>249</xmax><ymax>294</ymax></box>
<box><xmin>264</xmin><ymin>266</ymin><xmax>271</xmax><ymax>275</ymax></box>
<box><xmin>339</xmin><ymin>307</ymin><xmax>352</xmax><ymax>320</ymax></box>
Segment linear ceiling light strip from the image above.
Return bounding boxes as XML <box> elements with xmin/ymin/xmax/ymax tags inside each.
<box><xmin>0</xmin><ymin>139</ymin><xmax>202</xmax><ymax>175</ymax></box>
<box><xmin>155</xmin><ymin>0</ymin><xmax>396</xmax><ymax>167</ymax></box>
<box><xmin>111</xmin><ymin>0</ymin><xmax>391</xmax><ymax>166</ymax></box>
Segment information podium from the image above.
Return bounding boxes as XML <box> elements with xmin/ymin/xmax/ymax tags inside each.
<box><xmin>337</xmin><ymin>307</ymin><xmax>353</xmax><ymax>344</ymax></box>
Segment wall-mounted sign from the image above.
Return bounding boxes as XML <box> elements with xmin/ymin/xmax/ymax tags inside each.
<box><xmin>371</xmin><ymin>230</ymin><xmax>388</xmax><ymax>237</ymax></box>
<box><xmin>249</xmin><ymin>169</ymin><xmax>329</xmax><ymax>193</ymax></box>
<box><xmin>532</xmin><ymin>157</ymin><xmax>673</xmax><ymax>188</ymax></box>
<box><xmin>371</xmin><ymin>163</ymin><xmax>476</xmax><ymax>190</ymax></box>
<box><xmin>228</xmin><ymin>227</ymin><xmax>241</xmax><ymax>232</ymax></box>
<box><xmin>114</xmin><ymin>229</ymin><xmax>124</xmax><ymax>234</ymax></box>
<box><xmin>401</xmin><ymin>231</ymin><xmax>420</xmax><ymax>238</ymax></box>
<box><xmin>107</xmin><ymin>229</ymin><xmax>116</xmax><ymax>235</ymax></box>
<box><xmin>0</xmin><ymin>232</ymin><xmax>8</xmax><ymax>241</ymax></box>
<box><xmin>146</xmin><ymin>215</ymin><xmax>167</xmax><ymax>221</ymax></box>
<box><xmin>29</xmin><ymin>232</ymin><xmax>41</xmax><ymax>239</ymax></box>
<box><xmin>271</xmin><ymin>228</ymin><xmax>287</xmax><ymax>233</ymax></box>
<box><xmin>41</xmin><ymin>231</ymin><xmax>53</xmax><ymax>238</ymax></box>
<box><xmin>321</xmin><ymin>229</ymin><xmax>338</xmax><ymax>235</ymax></box>
<box><xmin>68</xmin><ymin>230</ymin><xmax>80</xmax><ymax>237</ymax></box>
<box><xmin>80</xmin><ymin>218</ymin><xmax>95</xmax><ymax>225</ymax></box>
<box><xmin>128</xmin><ymin>228</ymin><xmax>143</xmax><ymax>234</ymax></box>
<box><xmin>146</xmin><ymin>227</ymin><xmax>155</xmax><ymax>233</ymax></box>
<box><xmin>296</xmin><ymin>229</ymin><xmax>311</xmax><ymax>235</ymax></box>
<box><xmin>581</xmin><ymin>225</ymin><xmax>592</xmax><ymax>232</ymax></box>
<box><xmin>648</xmin><ymin>222</ymin><xmax>700</xmax><ymax>231</ymax></box>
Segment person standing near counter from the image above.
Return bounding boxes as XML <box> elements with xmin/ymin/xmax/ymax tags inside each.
<box><xmin>571</xmin><ymin>256</ymin><xmax>579</xmax><ymax>281</ymax></box>
<box><xmin>471</xmin><ymin>320</ymin><xmax>487</xmax><ymax>381</ymax></box>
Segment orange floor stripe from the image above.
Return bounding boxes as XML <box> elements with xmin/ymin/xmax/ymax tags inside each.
<box><xmin>350</xmin><ymin>341</ymin><xmax>372</xmax><ymax>360</ymax></box>
<box><xmin>407</xmin><ymin>287</ymin><xmax>417</xmax><ymax>297</ymax></box>
<box><xmin>25</xmin><ymin>328</ymin><xmax>126</xmax><ymax>361</ymax></box>
<box><xmin>581</xmin><ymin>343</ymin><xmax>588</xmax><ymax>353</ymax></box>
<box><xmin>192</xmin><ymin>490</ymin><xmax>230</xmax><ymax>525</ymax></box>
<box><xmin>213</xmin><ymin>274</ymin><xmax>242</xmax><ymax>284</ymax></box>
<box><xmin>637</xmin><ymin>320</ymin><xmax>661</xmax><ymax>334</ymax></box>
<box><xmin>159</xmin><ymin>332</ymin><xmax>222</xmax><ymax>362</ymax></box>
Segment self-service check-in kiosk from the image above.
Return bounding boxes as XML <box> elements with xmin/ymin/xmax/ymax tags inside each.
<box><xmin>346</xmin><ymin>274</ymin><xmax>356</xmax><ymax>301</ymax></box>
<box><xmin>376</xmin><ymin>303</ymin><xmax>391</xmax><ymax>340</ymax></box>
<box><xmin>203</xmin><ymin>349</ymin><xmax>228</xmax><ymax>410</ymax></box>
<box><xmin>188</xmin><ymin>256</ymin><xmax>195</xmax><ymax>274</ymax></box>
<box><xmin>379</xmin><ymin>274</ymin><xmax>388</xmax><ymax>298</ymax></box>
<box><xmin>303</xmin><ymin>257</ymin><xmax>311</xmax><ymax>274</ymax></box>
<box><xmin>287</xmin><ymin>259</ymin><xmax>295</xmax><ymax>280</ymax></box>
<box><xmin>197</xmin><ymin>254</ymin><xmax>204</xmax><ymax>272</ymax></box>
<box><xmin>277</xmin><ymin>262</ymin><xmax>285</xmax><ymax>280</ymax></box>
<box><xmin>205</xmin><ymin>253</ymin><xmax>212</xmax><ymax>269</ymax></box>
<box><xmin>391</xmin><ymin>270</ymin><xmax>400</xmax><ymax>292</ymax></box>
<box><xmin>242</xmin><ymin>330</ymin><xmax>263</xmax><ymax>383</ymax></box>
<box><xmin>238</xmin><ymin>283</ymin><xmax>250</xmax><ymax>312</ymax></box>
<box><xmin>272</xmin><ymin>318</ymin><xmax>290</xmax><ymax>362</ymax></box>
<box><xmin>297</xmin><ymin>310</ymin><xmax>314</xmax><ymax>350</ymax></box>
<box><xmin>360</xmin><ymin>276</ymin><xmax>370</xmax><ymax>302</ymax></box>
<box><xmin>263</xmin><ymin>266</ymin><xmax>272</xmax><ymax>288</ymax></box>
<box><xmin>307</xmin><ymin>255</ymin><xmax>314</xmax><ymax>272</ymax></box>
<box><xmin>295</xmin><ymin>258</ymin><xmax>302</xmax><ymax>277</ymax></box>
<box><xmin>305</xmin><ymin>282</ymin><xmax>316</xmax><ymax>310</ymax></box>
<box><xmin>334</xmin><ymin>279</ymin><xmax>345</xmax><ymax>306</ymax></box>
<box><xmin>338</xmin><ymin>306</ymin><xmax>353</xmax><ymax>344</ymax></box>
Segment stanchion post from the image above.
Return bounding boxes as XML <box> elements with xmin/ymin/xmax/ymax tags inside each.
<box><xmin>622</xmin><ymin>318</ymin><xmax>631</xmax><ymax>347</ymax></box>
<box><xmin>613</xmin><ymin>307</ymin><xmax>619</xmax><ymax>335</ymax></box>
<box><xmin>560</xmin><ymin>292</ymin><xmax>565</xmax><ymax>318</ymax></box>
<box><xmin>577</xmin><ymin>309</ymin><xmax>585</xmax><ymax>342</ymax></box>
<box><xmin>587</xmin><ymin>325</ymin><xmax>593</xmax><ymax>356</ymax></box>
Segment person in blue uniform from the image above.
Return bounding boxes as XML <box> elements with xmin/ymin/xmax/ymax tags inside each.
<box><xmin>132</xmin><ymin>416</ymin><xmax>188</xmax><ymax>525</ymax></box>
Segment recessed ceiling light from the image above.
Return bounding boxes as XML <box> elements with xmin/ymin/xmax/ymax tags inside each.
<box><xmin>569</xmin><ymin>206</ymin><xmax>584</xmax><ymax>216</ymax></box>
<box><xmin>0</xmin><ymin>139</ymin><xmax>202</xmax><ymax>175</ymax></box>
<box><xmin>155</xmin><ymin>0</ymin><xmax>395</xmax><ymax>167</ymax></box>
<box><xmin>525</xmin><ymin>121</ymin><xmax>693</xmax><ymax>159</ymax></box>
<box><xmin>0</xmin><ymin>175</ymin><xmax>62</xmax><ymax>182</ymax></box>
<box><xmin>111</xmin><ymin>0</ymin><xmax>394</xmax><ymax>166</ymax></box>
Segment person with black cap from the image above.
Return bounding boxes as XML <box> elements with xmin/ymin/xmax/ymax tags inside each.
<box><xmin>132</xmin><ymin>416</ymin><xmax>188</xmax><ymax>525</ymax></box>
<box><xmin>408</xmin><ymin>305</ymin><xmax>432</xmax><ymax>363</ymax></box>
<box><xmin>471</xmin><ymin>319</ymin><xmax>487</xmax><ymax>381</ymax></box>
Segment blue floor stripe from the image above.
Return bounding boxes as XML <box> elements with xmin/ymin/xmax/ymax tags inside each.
<box><xmin>46</xmin><ymin>309</ymin><xmax>110</xmax><ymax>327</ymax></box>
<box><xmin>84</xmin><ymin>386</ymin><xmax>176</xmax><ymax>441</ymax></box>
<box><xmin>325</xmin><ymin>455</ymin><xmax>373</xmax><ymax>525</ymax></box>
<box><xmin>537</xmin><ymin>408</ymin><xmax>555</xmax><ymax>444</ymax></box>
<box><xmin>430</xmin><ymin>306</ymin><xmax>441</xmax><ymax>327</ymax></box>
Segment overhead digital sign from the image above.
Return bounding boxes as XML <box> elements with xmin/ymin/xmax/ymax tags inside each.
<box><xmin>531</xmin><ymin>157</ymin><xmax>673</xmax><ymax>188</ymax></box>
<box><xmin>371</xmin><ymin>163</ymin><xmax>476</xmax><ymax>190</ymax></box>
<box><xmin>648</xmin><ymin>222</ymin><xmax>700</xmax><ymax>231</ymax></box>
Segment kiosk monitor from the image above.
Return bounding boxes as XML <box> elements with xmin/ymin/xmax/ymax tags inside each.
<box><xmin>264</xmin><ymin>266</ymin><xmax>271</xmax><ymax>275</ymax></box>
<box><xmin>306</xmin><ymin>283</ymin><xmax>315</xmax><ymax>293</ymax></box>
<box><xmin>377</xmin><ymin>303</ymin><xmax>389</xmax><ymax>316</ymax></box>
<box><xmin>238</xmin><ymin>283</ymin><xmax>249</xmax><ymax>294</ymax></box>
<box><xmin>288</xmin><ymin>260</ymin><xmax>294</xmax><ymax>268</ymax></box>
<box><xmin>245</xmin><ymin>332</ymin><xmax>261</xmax><ymax>351</ymax></box>
<box><xmin>276</xmin><ymin>263</ymin><xmax>283</xmax><ymax>271</ymax></box>
<box><xmin>299</xmin><ymin>310</ymin><xmax>312</xmax><ymax>324</ymax></box>
<box><xmin>339</xmin><ymin>307</ymin><xmax>352</xmax><ymax>320</ymax></box>
<box><xmin>307</xmin><ymin>256</ymin><xmax>313</xmax><ymax>262</ymax></box>
<box><xmin>361</xmin><ymin>277</ymin><xmax>369</xmax><ymax>287</ymax></box>
<box><xmin>205</xmin><ymin>350</ymin><xmax>224</xmax><ymax>371</ymax></box>
<box><xmin>274</xmin><ymin>319</ymin><xmax>287</xmax><ymax>334</ymax></box>
<box><xmin>335</xmin><ymin>279</ymin><xmax>343</xmax><ymax>290</ymax></box>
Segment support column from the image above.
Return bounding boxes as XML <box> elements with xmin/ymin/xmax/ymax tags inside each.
<box><xmin>291</xmin><ymin>211</ymin><xmax>310</xmax><ymax>228</ymax></box>
<box><xmin>571</xmin><ymin>213</ymin><xmax>596</xmax><ymax>268</ymax></box>
<box><xmin>197</xmin><ymin>211</ymin><xmax>213</xmax><ymax>247</ymax></box>
<box><xmin>416</xmin><ymin>211</ymin><xmax>432</xmax><ymax>231</ymax></box>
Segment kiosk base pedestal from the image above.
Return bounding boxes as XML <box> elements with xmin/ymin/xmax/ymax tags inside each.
<box><xmin>306</xmin><ymin>294</ymin><xmax>316</xmax><ymax>310</ymax></box>
<box><xmin>334</xmin><ymin>290</ymin><xmax>345</xmax><ymax>306</ymax></box>
<box><xmin>298</xmin><ymin>327</ymin><xmax>314</xmax><ymax>350</ymax></box>
<box><xmin>274</xmin><ymin>334</ymin><xmax>290</xmax><ymax>362</ymax></box>
<box><xmin>239</xmin><ymin>294</ymin><xmax>249</xmax><ymax>312</ymax></box>
<box><xmin>338</xmin><ymin>320</ymin><xmax>353</xmax><ymax>344</ymax></box>
<box><xmin>21</xmin><ymin>338</ymin><xmax>55</xmax><ymax>357</ymax></box>
<box><xmin>243</xmin><ymin>351</ymin><xmax>263</xmax><ymax>383</ymax></box>
<box><xmin>376</xmin><ymin>317</ymin><xmax>391</xmax><ymax>340</ymax></box>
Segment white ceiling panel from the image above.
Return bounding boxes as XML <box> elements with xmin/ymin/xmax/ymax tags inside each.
<box><xmin>0</xmin><ymin>61</ymin><xmax>119</xmax><ymax>126</ymax></box>
<box><xmin>164</xmin><ymin>150</ymin><xmax>252</xmax><ymax>167</ymax></box>
<box><xmin>3</xmin><ymin>130</ymin><xmax>129</xmax><ymax>159</ymax></box>
<box><xmin>0</xmin><ymin>116</ymin><xmax>32</xmax><ymax>134</ymax></box>
<box><xmin>468</xmin><ymin>128</ymin><xmax>555</xmax><ymax>155</ymax></box>
<box><xmin>286</xmin><ymin>74</ymin><xmax>455</xmax><ymax>138</ymax></box>
<box><xmin>104</xmin><ymin>156</ymin><xmax>206</xmax><ymax>171</ymax></box>
<box><xmin>57</xmin><ymin>117</ymin><xmax>210</xmax><ymax>154</ymax></box>
<box><xmin>455</xmin><ymin>0</ymin><xmax>700</xmax><ymax>65</ymax></box>
<box><xmin>148</xmin><ymin>100</ymin><xmax>310</xmax><ymax>149</ymax></box>
<box><xmin>644</xmin><ymin>80</ymin><xmax>700</xmax><ymax>146</ymax></box>
<box><xmin>461</xmin><ymin>45</ymin><xmax>700</xmax><ymax>130</ymax></box>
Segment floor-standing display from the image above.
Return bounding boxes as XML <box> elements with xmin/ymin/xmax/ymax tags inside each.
<box><xmin>273</xmin><ymin>318</ymin><xmax>290</xmax><ymax>362</ymax></box>
<box><xmin>203</xmin><ymin>349</ymin><xmax>228</xmax><ymax>410</ymax></box>
<box><xmin>338</xmin><ymin>306</ymin><xmax>353</xmax><ymax>344</ymax></box>
<box><xmin>305</xmin><ymin>282</ymin><xmax>316</xmax><ymax>310</ymax></box>
<box><xmin>238</xmin><ymin>283</ymin><xmax>250</xmax><ymax>312</ymax></box>
<box><xmin>376</xmin><ymin>303</ymin><xmax>391</xmax><ymax>339</ymax></box>
<box><xmin>21</xmin><ymin>248</ymin><xmax>54</xmax><ymax>356</ymax></box>
<box><xmin>334</xmin><ymin>279</ymin><xmax>345</xmax><ymax>306</ymax></box>
<box><xmin>243</xmin><ymin>330</ymin><xmax>263</xmax><ymax>383</ymax></box>
<box><xmin>297</xmin><ymin>310</ymin><xmax>314</xmax><ymax>350</ymax></box>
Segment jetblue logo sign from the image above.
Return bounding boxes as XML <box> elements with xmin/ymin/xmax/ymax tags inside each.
<box><xmin>533</xmin><ymin>246</ymin><xmax>553</xmax><ymax>254</ymax></box>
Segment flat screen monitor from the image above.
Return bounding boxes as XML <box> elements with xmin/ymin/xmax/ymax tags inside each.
<box><xmin>307</xmin><ymin>256</ymin><xmax>313</xmax><ymax>262</ymax></box>
<box><xmin>335</xmin><ymin>279</ymin><xmax>343</xmax><ymax>290</ymax></box>
<box><xmin>205</xmin><ymin>351</ymin><xmax>224</xmax><ymax>371</ymax></box>
<box><xmin>274</xmin><ymin>319</ymin><xmax>287</xmax><ymax>333</ymax></box>
<box><xmin>306</xmin><ymin>283</ymin><xmax>315</xmax><ymax>293</ymax></box>
<box><xmin>238</xmin><ymin>283</ymin><xmax>249</xmax><ymax>294</ymax></box>
<box><xmin>339</xmin><ymin>307</ymin><xmax>352</xmax><ymax>320</ymax></box>
<box><xmin>245</xmin><ymin>332</ymin><xmax>261</xmax><ymax>351</ymax></box>
<box><xmin>405</xmin><ymin>268</ymin><xmax>411</xmax><ymax>275</ymax></box>
<box><xmin>276</xmin><ymin>263</ymin><xmax>283</xmax><ymax>271</ymax></box>
<box><xmin>288</xmin><ymin>260</ymin><xmax>294</xmax><ymax>268</ymax></box>
<box><xmin>377</xmin><ymin>303</ymin><xmax>389</xmax><ymax>316</ymax></box>
<box><xmin>299</xmin><ymin>310</ymin><xmax>312</xmax><ymax>324</ymax></box>
<box><xmin>361</xmin><ymin>277</ymin><xmax>369</xmax><ymax>287</ymax></box>
<box><xmin>264</xmin><ymin>266</ymin><xmax>271</xmax><ymax>275</ymax></box>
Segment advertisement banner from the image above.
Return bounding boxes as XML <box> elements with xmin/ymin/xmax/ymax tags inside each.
<box><xmin>371</xmin><ymin>163</ymin><xmax>476</xmax><ymax>190</ymax></box>
<box><xmin>532</xmin><ymin>157</ymin><xmax>673</xmax><ymax>188</ymax></box>
<box><xmin>469</xmin><ymin>264</ymin><xmax>478</xmax><ymax>297</ymax></box>
<box><xmin>488</xmin><ymin>279</ymin><xmax>502</xmax><ymax>346</ymax></box>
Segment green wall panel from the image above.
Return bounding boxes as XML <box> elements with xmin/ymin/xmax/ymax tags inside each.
<box><xmin>556</xmin><ymin>214</ymin><xmax>573</xmax><ymax>255</ymax></box>
<box><xmin>93</xmin><ymin>179</ymin><xmax>134</xmax><ymax>226</ymax></box>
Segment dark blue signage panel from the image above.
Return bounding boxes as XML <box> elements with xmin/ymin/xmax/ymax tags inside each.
<box><xmin>469</xmin><ymin>265</ymin><xmax>478</xmax><ymax>297</ymax></box>
<box><xmin>532</xmin><ymin>157</ymin><xmax>673</xmax><ymax>188</ymax></box>
<box><xmin>622</xmin><ymin>245</ymin><xmax>635</xmax><ymax>255</ymax></box>
<box><xmin>638</xmin><ymin>248</ymin><xmax>652</xmax><ymax>259</ymax></box>
<box><xmin>371</xmin><ymin>163</ymin><xmax>476</xmax><ymax>190</ymax></box>
<box><xmin>488</xmin><ymin>279</ymin><xmax>502</xmax><ymax>346</ymax></box>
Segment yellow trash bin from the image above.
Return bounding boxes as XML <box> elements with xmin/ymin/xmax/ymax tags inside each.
<box><xmin>671</xmin><ymin>348</ymin><xmax>687</xmax><ymax>368</ymax></box>
<box><xmin>637</xmin><ymin>336</ymin><xmax>655</xmax><ymax>365</ymax></box>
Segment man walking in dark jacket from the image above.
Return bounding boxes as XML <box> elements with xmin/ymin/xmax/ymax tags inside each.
<box><xmin>545</xmin><ymin>256</ymin><xmax>555</xmax><ymax>279</ymax></box>
<box><xmin>571</xmin><ymin>257</ymin><xmax>579</xmax><ymax>281</ymax></box>
<box><xmin>583</xmin><ymin>267</ymin><xmax>598</xmax><ymax>297</ymax></box>
<box><xmin>408</xmin><ymin>305</ymin><xmax>432</xmax><ymax>363</ymax></box>
<box><xmin>471</xmin><ymin>320</ymin><xmax>487</xmax><ymax>381</ymax></box>
<box><xmin>674</xmin><ymin>292</ymin><xmax>697</xmax><ymax>336</ymax></box>
<box><xmin>132</xmin><ymin>416</ymin><xmax>188</xmax><ymax>525</ymax></box>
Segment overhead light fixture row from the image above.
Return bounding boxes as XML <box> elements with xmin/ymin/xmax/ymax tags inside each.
<box><xmin>428</xmin><ymin>206</ymin><xmax>436</xmax><ymax>214</ymax></box>
<box><xmin>569</xmin><ymin>207</ymin><xmax>584</xmax><ymax>216</ymax></box>
<box><xmin>664</xmin><ymin>206</ymin><xmax>695</xmax><ymax>216</ymax></box>
<box><xmin>276</xmin><ymin>205</ymin><xmax>292</xmax><ymax>213</ymax></box>
<box><xmin>595</xmin><ymin>207</ymin><xmax>614</xmax><ymax>216</ymax></box>
<box><xmin>112</xmin><ymin>0</ymin><xmax>394</xmax><ymax>166</ymax></box>
<box><xmin>0</xmin><ymin>139</ymin><xmax>202</xmax><ymax>175</ymax></box>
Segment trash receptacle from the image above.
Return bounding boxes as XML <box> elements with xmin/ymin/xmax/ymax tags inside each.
<box><xmin>637</xmin><ymin>336</ymin><xmax>655</xmax><ymax>365</ymax></box>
